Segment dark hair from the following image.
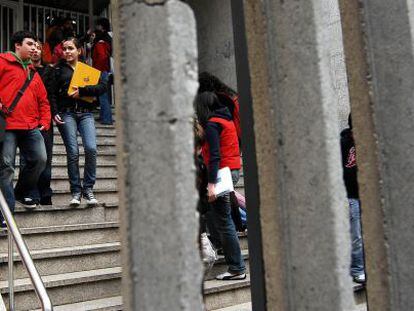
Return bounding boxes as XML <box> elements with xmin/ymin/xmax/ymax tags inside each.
<box><xmin>96</xmin><ymin>17</ymin><xmax>111</xmax><ymax>32</ymax></box>
<box><xmin>198</xmin><ymin>72</ymin><xmax>237</xmax><ymax>96</ymax></box>
<box><xmin>62</xmin><ymin>37</ymin><xmax>81</xmax><ymax>49</ymax></box>
<box><xmin>10</xmin><ymin>31</ymin><xmax>37</xmax><ymax>51</ymax></box>
<box><xmin>194</xmin><ymin>92</ymin><xmax>222</xmax><ymax>128</ymax></box>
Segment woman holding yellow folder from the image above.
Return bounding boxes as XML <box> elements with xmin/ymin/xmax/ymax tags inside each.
<box><xmin>51</xmin><ymin>37</ymin><xmax>107</xmax><ymax>206</ymax></box>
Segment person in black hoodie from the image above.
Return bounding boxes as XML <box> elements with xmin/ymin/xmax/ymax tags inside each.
<box><xmin>194</xmin><ymin>92</ymin><xmax>246</xmax><ymax>281</ymax></box>
<box><xmin>51</xmin><ymin>37</ymin><xmax>107</xmax><ymax>207</ymax></box>
<box><xmin>340</xmin><ymin>115</ymin><xmax>366</xmax><ymax>284</ymax></box>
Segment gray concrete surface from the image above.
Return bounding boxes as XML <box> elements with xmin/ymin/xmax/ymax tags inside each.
<box><xmin>114</xmin><ymin>1</ymin><xmax>203</xmax><ymax>310</ymax></box>
<box><xmin>241</xmin><ymin>0</ymin><xmax>355</xmax><ymax>309</ymax></box>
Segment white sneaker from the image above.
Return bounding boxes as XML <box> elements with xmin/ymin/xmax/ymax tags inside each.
<box><xmin>353</xmin><ymin>273</ymin><xmax>366</xmax><ymax>284</ymax></box>
<box><xmin>83</xmin><ymin>189</ymin><xmax>98</xmax><ymax>206</ymax></box>
<box><xmin>215</xmin><ymin>271</ymin><xmax>246</xmax><ymax>281</ymax></box>
<box><xmin>70</xmin><ymin>193</ymin><xmax>81</xmax><ymax>206</ymax></box>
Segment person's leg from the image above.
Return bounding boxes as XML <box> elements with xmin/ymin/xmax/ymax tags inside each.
<box><xmin>15</xmin><ymin>129</ymin><xmax>47</xmax><ymax>205</ymax></box>
<box><xmin>58</xmin><ymin>113</ymin><xmax>82</xmax><ymax>195</ymax></box>
<box><xmin>211</xmin><ymin>192</ymin><xmax>246</xmax><ymax>276</ymax></box>
<box><xmin>0</xmin><ymin>131</ymin><xmax>18</xmax><ymax>213</ymax></box>
<box><xmin>98</xmin><ymin>72</ymin><xmax>113</xmax><ymax>125</ymax></box>
<box><xmin>38</xmin><ymin>124</ymin><xmax>54</xmax><ymax>204</ymax></box>
<box><xmin>78</xmin><ymin>113</ymin><xmax>97</xmax><ymax>204</ymax></box>
<box><xmin>349</xmin><ymin>198</ymin><xmax>366</xmax><ymax>281</ymax></box>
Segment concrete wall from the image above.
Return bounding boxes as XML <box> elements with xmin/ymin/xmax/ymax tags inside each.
<box><xmin>185</xmin><ymin>0</ymin><xmax>237</xmax><ymax>91</ymax></box>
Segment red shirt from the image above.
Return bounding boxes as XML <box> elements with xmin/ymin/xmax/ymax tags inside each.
<box><xmin>92</xmin><ymin>40</ymin><xmax>111</xmax><ymax>72</ymax></box>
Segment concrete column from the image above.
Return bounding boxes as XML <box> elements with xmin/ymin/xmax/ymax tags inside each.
<box><xmin>240</xmin><ymin>0</ymin><xmax>355</xmax><ymax>309</ymax></box>
<box><xmin>185</xmin><ymin>0</ymin><xmax>237</xmax><ymax>90</ymax></box>
<box><xmin>345</xmin><ymin>0</ymin><xmax>414</xmax><ymax>309</ymax></box>
<box><xmin>338</xmin><ymin>1</ymin><xmax>390</xmax><ymax>310</ymax></box>
<box><xmin>112</xmin><ymin>1</ymin><xmax>203</xmax><ymax>310</ymax></box>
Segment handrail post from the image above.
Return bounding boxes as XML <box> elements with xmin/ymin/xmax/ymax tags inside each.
<box><xmin>8</xmin><ymin>232</ymin><xmax>14</xmax><ymax>311</ymax></box>
<box><xmin>0</xmin><ymin>191</ymin><xmax>53</xmax><ymax>310</ymax></box>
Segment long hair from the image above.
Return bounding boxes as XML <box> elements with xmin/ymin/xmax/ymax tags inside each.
<box><xmin>198</xmin><ymin>72</ymin><xmax>237</xmax><ymax>97</ymax></box>
<box><xmin>194</xmin><ymin>92</ymin><xmax>222</xmax><ymax>128</ymax></box>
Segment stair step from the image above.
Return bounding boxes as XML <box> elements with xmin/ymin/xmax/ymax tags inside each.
<box><xmin>53</xmin><ymin>144</ymin><xmax>115</xmax><ymax>153</ymax></box>
<box><xmin>0</xmin><ymin>267</ymin><xmax>122</xmax><ymax>310</ymax></box>
<box><xmin>205</xmin><ymin>250</ymin><xmax>249</xmax><ymax>281</ymax></box>
<box><xmin>0</xmin><ymin>242</ymin><xmax>121</xmax><ymax>280</ymax></box>
<box><xmin>53</xmin><ymin>131</ymin><xmax>116</xmax><ymax>138</ymax></box>
<box><xmin>54</xmin><ymin>136</ymin><xmax>116</xmax><ymax>145</ymax></box>
<box><xmin>15</xmin><ymin>154</ymin><xmax>117</xmax><ymax>166</ymax></box>
<box><xmin>39</xmin><ymin>296</ymin><xmax>123</xmax><ymax>311</ymax></box>
<box><xmin>51</xmin><ymin>190</ymin><xmax>118</xmax><ymax>206</ymax></box>
<box><xmin>212</xmin><ymin>302</ymin><xmax>252</xmax><ymax>311</ymax></box>
<box><xmin>0</xmin><ymin>222</ymin><xmax>119</xmax><ymax>250</ymax></box>
<box><xmin>14</xmin><ymin>204</ymin><xmax>119</xmax><ymax>228</ymax></box>
<box><xmin>204</xmin><ymin>276</ymin><xmax>251</xmax><ymax>310</ymax></box>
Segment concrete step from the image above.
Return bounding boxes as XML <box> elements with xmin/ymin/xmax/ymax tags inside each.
<box><xmin>53</xmin><ymin>129</ymin><xmax>116</xmax><ymax>137</ymax></box>
<box><xmin>53</xmin><ymin>144</ymin><xmax>116</xmax><ymax>153</ymax></box>
<box><xmin>0</xmin><ymin>267</ymin><xmax>122</xmax><ymax>310</ymax></box>
<box><xmin>37</xmin><ymin>296</ymin><xmax>123</xmax><ymax>311</ymax></box>
<box><xmin>51</xmin><ymin>189</ymin><xmax>118</xmax><ymax>206</ymax></box>
<box><xmin>50</xmin><ymin>177</ymin><xmax>118</xmax><ymax>191</ymax></box>
<box><xmin>15</xmin><ymin>153</ymin><xmax>117</xmax><ymax>166</ymax></box>
<box><xmin>0</xmin><ymin>222</ymin><xmax>119</xmax><ymax>251</ymax></box>
<box><xmin>212</xmin><ymin>302</ymin><xmax>252</xmax><ymax>311</ymax></box>
<box><xmin>0</xmin><ymin>242</ymin><xmax>121</xmax><ymax>281</ymax></box>
<box><xmin>204</xmin><ymin>276</ymin><xmax>251</xmax><ymax>310</ymax></box>
<box><xmin>54</xmin><ymin>135</ymin><xmax>116</xmax><ymax>146</ymax></box>
<box><xmin>204</xmin><ymin>250</ymin><xmax>249</xmax><ymax>281</ymax></box>
<box><xmin>14</xmin><ymin>203</ymin><xmax>119</xmax><ymax>228</ymax></box>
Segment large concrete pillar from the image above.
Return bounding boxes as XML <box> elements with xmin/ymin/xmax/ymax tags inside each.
<box><xmin>185</xmin><ymin>0</ymin><xmax>237</xmax><ymax>90</ymax></box>
<box><xmin>233</xmin><ymin>0</ymin><xmax>355</xmax><ymax>310</ymax></box>
<box><xmin>340</xmin><ymin>0</ymin><xmax>414</xmax><ymax>309</ymax></box>
<box><xmin>112</xmin><ymin>1</ymin><xmax>203</xmax><ymax>310</ymax></box>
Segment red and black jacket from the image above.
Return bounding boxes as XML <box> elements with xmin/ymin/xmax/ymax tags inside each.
<box><xmin>202</xmin><ymin>107</ymin><xmax>241</xmax><ymax>183</ymax></box>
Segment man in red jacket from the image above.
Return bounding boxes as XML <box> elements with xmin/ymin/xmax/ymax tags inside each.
<box><xmin>0</xmin><ymin>31</ymin><xmax>51</xmax><ymax>224</ymax></box>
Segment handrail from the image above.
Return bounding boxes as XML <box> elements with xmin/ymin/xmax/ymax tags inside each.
<box><xmin>0</xmin><ymin>191</ymin><xmax>53</xmax><ymax>311</ymax></box>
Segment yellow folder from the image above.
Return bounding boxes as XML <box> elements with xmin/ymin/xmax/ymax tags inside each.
<box><xmin>68</xmin><ymin>62</ymin><xmax>101</xmax><ymax>103</ymax></box>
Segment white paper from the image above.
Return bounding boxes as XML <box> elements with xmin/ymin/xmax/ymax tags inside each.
<box><xmin>214</xmin><ymin>167</ymin><xmax>234</xmax><ymax>197</ymax></box>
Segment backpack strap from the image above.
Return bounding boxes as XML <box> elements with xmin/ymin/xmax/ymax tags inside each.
<box><xmin>4</xmin><ymin>69</ymin><xmax>35</xmax><ymax>115</ymax></box>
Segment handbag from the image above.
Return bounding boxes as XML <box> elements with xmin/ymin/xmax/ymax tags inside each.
<box><xmin>0</xmin><ymin>70</ymin><xmax>35</xmax><ymax>142</ymax></box>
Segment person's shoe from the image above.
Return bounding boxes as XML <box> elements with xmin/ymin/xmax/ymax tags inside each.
<box><xmin>83</xmin><ymin>189</ymin><xmax>98</xmax><ymax>206</ymax></box>
<box><xmin>70</xmin><ymin>193</ymin><xmax>81</xmax><ymax>206</ymax></box>
<box><xmin>353</xmin><ymin>273</ymin><xmax>366</xmax><ymax>284</ymax></box>
<box><xmin>0</xmin><ymin>221</ymin><xmax>7</xmax><ymax>235</ymax></box>
<box><xmin>40</xmin><ymin>196</ymin><xmax>52</xmax><ymax>206</ymax></box>
<box><xmin>16</xmin><ymin>197</ymin><xmax>37</xmax><ymax>209</ymax></box>
<box><xmin>215</xmin><ymin>271</ymin><xmax>247</xmax><ymax>281</ymax></box>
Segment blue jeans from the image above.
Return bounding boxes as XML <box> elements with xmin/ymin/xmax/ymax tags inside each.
<box><xmin>209</xmin><ymin>170</ymin><xmax>246</xmax><ymax>274</ymax></box>
<box><xmin>99</xmin><ymin>72</ymin><xmax>113</xmax><ymax>124</ymax></box>
<box><xmin>349</xmin><ymin>198</ymin><xmax>365</xmax><ymax>277</ymax></box>
<box><xmin>0</xmin><ymin>129</ymin><xmax>46</xmax><ymax>211</ymax></box>
<box><xmin>58</xmin><ymin>112</ymin><xmax>97</xmax><ymax>194</ymax></box>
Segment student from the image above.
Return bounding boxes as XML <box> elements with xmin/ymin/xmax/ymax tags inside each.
<box><xmin>51</xmin><ymin>37</ymin><xmax>107</xmax><ymax>206</ymax></box>
<box><xmin>195</xmin><ymin>92</ymin><xmax>246</xmax><ymax>280</ymax></box>
<box><xmin>0</xmin><ymin>31</ymin><xmax>50</xmax><ymax>221</ymax></box>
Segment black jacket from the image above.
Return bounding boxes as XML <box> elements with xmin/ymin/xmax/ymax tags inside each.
<box><xmin>51</xmin><ymin>60</ymin><xmax>107</xmax><ymax>116</ymax></box>
<box><xmin>340</xmin><ymin>128</ymin><xmax>359</xmax><ymax>199</ymax></box>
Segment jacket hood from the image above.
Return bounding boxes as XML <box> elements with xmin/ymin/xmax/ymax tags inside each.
<box><xmin>210</xmin><ymin>106</ymin><xmax>232</xmax><ymax>121</ymax></box>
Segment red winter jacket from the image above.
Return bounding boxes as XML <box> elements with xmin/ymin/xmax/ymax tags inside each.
<box><xmin>92</xmin><ymin>40</ymin><xmax>111</xmax><ymax>72</ymax></box>
<box><xmin>202</xmin><ymin>116</ymin><xmax>241</xmax><ymax>174</ymax></box>
<box><xmin>0</xmin><ymin>53</ymin><xmax>51</xmax><ymax>130</ymax></box>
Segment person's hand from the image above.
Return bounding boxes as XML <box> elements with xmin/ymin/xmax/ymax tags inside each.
<box><xmin>53</xmin><ymin>114</ymin><xmax>65</xmax><ymax>125</ymax></box>
<box><xmin>207</xmin><ymin>183</ymin><xmax>217</xmax><ymax>203</ymax></box>
<box><xmin>69</xmin><ymin>86</ymin><xmax>80</xmax><ymax>99</ymax></box>
<box><xmin>39</xmin><ymin>125</ymin><xmax>45</xmax><ymax>131</ymax></box>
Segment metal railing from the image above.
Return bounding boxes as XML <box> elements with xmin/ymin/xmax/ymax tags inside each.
<box><xmin>0</xmin><ymin>191</ymin><xmax>53</xmax><ymax>311</ymax></box>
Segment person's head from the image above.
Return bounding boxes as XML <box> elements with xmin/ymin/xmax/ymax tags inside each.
<box><xmin>10</xmin><ymin>31</ymin><xmax>37</xmax><ymax>60</ymax></box>
<box><xmin>194</xmin><ymin>92</ymin><xmax>222</xmax><ymax>128</ymax></box>
<box><xmin>198</xmin><ymin>72</ymin><xmax>237</xmax><ymax>96</ymax></box>
<box><xmin>30</xmin><ymin>41</ymin><xmax>42</xmax><ymax>64</ymax></box>
<box><xmin>62</xmin><ymin>17</ymin><xmax>75</xmax><ymax>38</ymax></box>
<box><xmin>62</xmin><ymin>37</ymin><xmax>81</xmax><ymax>64</ymax></box>
<box><xmin>95</xmin><ymin>17</ymin><xmax>111</xmax><ymax>33</ymax></box>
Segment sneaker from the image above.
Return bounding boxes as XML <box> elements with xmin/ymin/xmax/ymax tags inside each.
<box><xmin>83</xmin><ymin>189</ymin><xmax>98</xmax><ymax>206</ymax></box>
<box><xmin>16</xmin><ymin>197</ymin><xmax>38</xmax><ymax>209</ymax></box>
<box><xmin>215</xmin><ymin>271</ymin><xmax>247</xmax><ymax>281</ymax></box>
<box><xmin>40</xmin><ymin>196</ymin><xmax>52</xmax><ymax>206</ymax></box>
<box><xmin>0</xmin><ymin>221</ymin><xmax>7</xmax><ymax>235</ymax></box>
<box><xmin>353</xmin><ymin>273</ymin><xmax>366</xmax><ymax>284</ymax></box>
<box><xmin>70</xmin><ymin>193</ymin><xmax>81</xmax><ymax>206</ymax></box>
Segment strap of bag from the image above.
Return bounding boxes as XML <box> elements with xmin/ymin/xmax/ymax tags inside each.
<box><xmin>4</xmin><ymin>69</ymin><xmax>35</xmax><ymax>115</ymax></box>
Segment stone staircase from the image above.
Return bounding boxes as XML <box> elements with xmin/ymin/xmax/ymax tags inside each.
<box><xmin>0</xmin><ymin>114</ymin><xmax>252</xmax><ymax>310</ymax></box>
